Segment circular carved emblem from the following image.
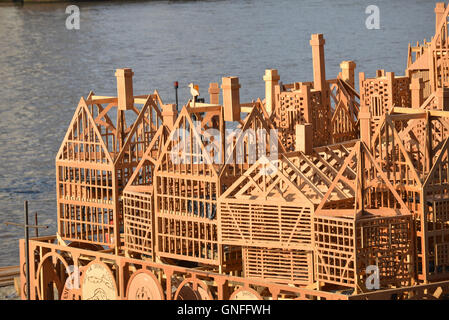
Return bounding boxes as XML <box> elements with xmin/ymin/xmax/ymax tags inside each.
<box><xmin>127</xmin><ymin>270</ymin><xmax>164</xmax><ymax>300</ymax></box>
<box><xmin>81</xmin><ymin>262</ymin><xmax>117</xmax><ymax>300</ymax></box>
<box><xmin>230</xmin><ymin>287</ymin><xmax>262</xmax><ymax>300</ymax></box>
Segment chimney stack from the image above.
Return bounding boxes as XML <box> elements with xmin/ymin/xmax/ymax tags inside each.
<box><xmin>359</xmin><ymin>106</ymin><xmax>372</xmax><ymax>149</ymax></box>
<box><xmin>161</xmin><ymin>104</ymin><xmax>177</xmax><ymax>131</ymax></box>
<box><xmin>376</xmin><ymin>69</ymin><xmax>385</xmax><ymax>77</ymax></box>
<box><xmin>208</xmin><ymin>83</ymin><xmax>220</xmax><ymax>105</ymax></box>
<box><xmin>358</xmin><ymin>71</ymin><xmax>371</xmax><ymax>148</ymax></box>
<box><xmin>115</xmin><ymin>68</ymin><xmax>134</xmax><ymax>111</ymax></box>
<box><xmin>310</xmin><ymin>34</ymin><xmax>327</xmax><ymax>92</ymax></box>
<box><xmin>340</xmin><ymin>61</ymin><xmax>356</xmax><ymax>88</ymax></box>
<box><xmin>263</xmin><ymin>69</ymin><xmax>280</xmax><ymax>115</ymax></box>
<box><xmin>435</xmin><ymin>3</ymin><xmax>446</xmax><ymax>34</ymax></box>
<box><xmin>295</xmin><ymin>123</ymin><xmax>313</xmax><ymax>154</ymax></box>
<box><xmin>410</xmin><ymin>77</ymin><xmax>424</xmax><ymax>109</ymax></box>
<box><xmin>221</xmin><ymin>77</ymin><xmax>241</xmax><ymax>122</ymax></box>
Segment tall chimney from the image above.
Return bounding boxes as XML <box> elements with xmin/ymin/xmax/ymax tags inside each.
<box><xmin>301</xmin><ymin>83</ymin><xmax>312</xmax><ymax>123</ymax></box>
<box><xmin>359</xmin><ymin>106</ymin><xmax>372</xmax><ymax>149</ymax></box>
<box><xmin>376</xmin><ymin>69</ymin><xmax>385</xmax><ymax>77</ymax></box>
<box><xmin>221</xmin><ymin>77</ymin><xmax>241</xmax><ymax>122</ymax></box>
<box><xmin>410</xmin><ymin>77</ymin><xmax>424</xmax><ymax>109</ymax></box>
<box><xmin>359</xmin><ymin>72</ymin><xmax>365</xmax><ymax>103</ymax></box>
<box><xmin>340</xmin><ymin>61</ymin><xmax>356</xmax><ymax>88</ymax></box>
<box><xmin>435</xmin><ymin>3</ymin><xmax>446</xmax><ymax>34</ymax></box>
<box><xmin>115</xmin><ymin>68</ymin><xmax>134</xmax><ymax>110</ymax></box>
<box><xmin>208</xmin><ymin>83</ymin><xmax>220</xmax><ymax>105</ymax></box>
<box><xmin>310</xmin><ymin>34</ymin><xmax>327</xmax><ymax>92</ymax></box>
<box><xmin>263</xmin><ymin>69</ymin><xmax>280</xmax><ymax>115</ymax></box>
<box><xmin>161</xmin><ymin>104</ymin><xmax>177</xmax><ymax>131</ymax></box>
<box><xmin>358</xmin><ymin>71</ymin><xmax>371</xmax><ymax>148</ymax></box>
<box><xmin>296</xmin><ymin>123</ymin><xmax>313</xmax><ymax>154</ymax></box>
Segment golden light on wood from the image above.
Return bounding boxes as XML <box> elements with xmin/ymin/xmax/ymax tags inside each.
<box><xmin>18</xmin><ymin>3</ymin><xmax>449</xmax><ymax>301</ymax></box>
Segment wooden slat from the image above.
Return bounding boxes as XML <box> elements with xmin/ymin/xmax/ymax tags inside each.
<box><xmin>0</xmin><ymin>266</ymin><xmax>20</xmax><ymax>288</ymax></box>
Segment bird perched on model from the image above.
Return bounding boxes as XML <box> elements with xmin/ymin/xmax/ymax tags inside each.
<box><xmin>188</xmin><ymin>83</ymin><xmax>200</xmax><ymax>105</ymax></box>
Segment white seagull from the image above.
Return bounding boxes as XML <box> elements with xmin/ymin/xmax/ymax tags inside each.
<box><xmin>188</xmin><ymin>83</ymin><xmax>200</xmax><ymax>103</ymax></box>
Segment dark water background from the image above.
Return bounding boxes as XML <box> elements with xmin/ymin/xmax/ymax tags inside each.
<box><xmin>0</xmin><ymin>0</ymin><xmax>437</xmax><ymax>266</ymax></box>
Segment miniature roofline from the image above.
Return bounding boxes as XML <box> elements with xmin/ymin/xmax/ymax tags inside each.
<box><xmin>29</xmin><ymin>3</ymin><xmax>449</xmax><ymax>299</ymax></box>
<box><xmin>90</xmin><ymin>30</ymin><xmax>356</xmax><ymax>118</ymax></box>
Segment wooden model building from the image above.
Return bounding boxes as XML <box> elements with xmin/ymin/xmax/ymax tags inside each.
<box><xmin>18</xmin><ymin>3</ymin><xmax>449</xmax><ymax>300</ymax></box>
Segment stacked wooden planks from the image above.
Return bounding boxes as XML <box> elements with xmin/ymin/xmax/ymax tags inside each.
<box><xmin>0</xmin><ymin>265</ymin><xmax>20</xmax><ymax>288</ymax></box>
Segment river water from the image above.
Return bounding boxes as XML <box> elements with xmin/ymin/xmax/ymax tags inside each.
<box><xmin>0</xmin><ymin>0</ymin><xmax>437</xmax><ymax>266</ymax></box>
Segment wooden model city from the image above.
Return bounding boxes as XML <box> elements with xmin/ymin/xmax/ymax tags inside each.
<box><xmin>19</xmin><ymin>3</ymin><xmax>449</xmax><ymax>300</ymax></box>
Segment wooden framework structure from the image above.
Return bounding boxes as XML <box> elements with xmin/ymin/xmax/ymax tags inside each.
<box><xmin>313</xmin><ymin>140</ymin><xmax>415</xmax><ymax>292</ymax></box>
<box><xmin>122</xmin><ymin>124</ymin><xmax>170</xmax><ymax>258</ymax></box>
<box><xmin>370</xmin><ymin>108</ymin><xmax>449</xmax><ymax>282</ymax></box>
<box><xmin>359</xmin><ymin>70</ymin><xmax>411</xmax><ymax>134</ymax></box>
<box><xmin>407</xmin><ymin>3</ymin><xmax>449</xmax><ymax>95</ymax></box>
<box><xmin>56</xmin><ymin>70</ymin><xmax>165</xmax><ymax>249</ymax></box>
<box><xmin>269</xmin><ymin>37</ymin><xmax>360</xmax><ymax>152</ymax></box>
<box><xmin>153</xmin><ymin>96</ymin><xmax>282</xmax><ymax>267</ymax></box>
<box><xmin>19</xmin><ymin>3</ymin><xmax>449</xmax><ymax>300</ymax></box>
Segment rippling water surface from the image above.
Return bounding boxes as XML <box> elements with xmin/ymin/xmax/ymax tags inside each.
<box><xmin>0</xmin><ymin>0</ymin><xmax>437</xmax><ymax>266</ymax></box>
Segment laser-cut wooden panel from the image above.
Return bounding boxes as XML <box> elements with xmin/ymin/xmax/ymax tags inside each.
<box><xmin>314</xmin><ymin>215</ymin><xmax>356</xmax><ymax>288</ymax></box>
<box><xmin>356</xmin><ymin>215</ymin><xmax>414</xmax><ymax>288</ymax></box>
<box><xmin>219</xmin><ymin>155</ymin><xmax>315</xmax><ymax>249</ymax></box>
<box><xmin>242</xmin><ymin>247</ymin><xmax>314</xmax><ymax>285</ymax></box>
<box><xmin>123</xmin><ymin>191</ymin><xmax>153</xmax><ymax>256</ymax></box>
